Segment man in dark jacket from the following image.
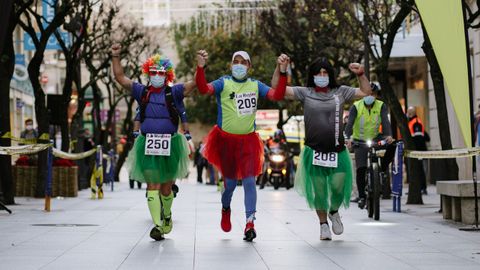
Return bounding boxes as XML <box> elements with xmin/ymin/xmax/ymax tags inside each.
<box><xmin>407</xmin><ymin>106</ymin><xmax>430</xmax><ymax>195</ymax></box>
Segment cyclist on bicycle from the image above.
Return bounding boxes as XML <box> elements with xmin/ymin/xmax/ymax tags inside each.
<box><xmin>345</xmin><ymin>82</ymin><xmax>393</xmax><ymax>209</ymax></box>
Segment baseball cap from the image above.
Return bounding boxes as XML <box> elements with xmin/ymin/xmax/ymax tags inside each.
<box><xmin>232</xmin><ymin>51</ymin><xmax>251</xmax><ymax>65</ymax></box>
<box><xmin>370</xmin><ymin>82</ymin><xmax>381</xmax><ymax>93</ymax></box>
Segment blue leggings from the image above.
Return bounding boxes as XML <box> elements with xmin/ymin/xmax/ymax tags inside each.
<box><xmin>221</xmin><ymin>176</ymin><xmax>256</xmax><ymax>221</ymax></box>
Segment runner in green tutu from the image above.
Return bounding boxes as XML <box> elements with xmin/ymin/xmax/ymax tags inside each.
<box><xmin>272</xmin><ymin>55</ymin><xmax>372</xmax><ymax>240</ymax></box>
<box><xmin>112</xmin><ymin>44</ymin><xmax>195</xmax><ymax>241</ymax></box>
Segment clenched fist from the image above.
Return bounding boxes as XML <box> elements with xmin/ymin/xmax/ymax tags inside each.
<box><xmin>111</xmin><ymin>44</ymin><xmax>121</xmax><ymax>56</ymax></box>
<box><xmin>197</xmin><ymin>50</ymin><xmax>209</xmax><ymax>68</ymax></box>
<box><xmin>277</xmin><ymin>54</ymin><xmax>290</xmax><ymax>73</ymax></box>
<box><xmin>348</xmin><ymin>63</ymin><xmax>365</xmax><ymax>76</ymax></box>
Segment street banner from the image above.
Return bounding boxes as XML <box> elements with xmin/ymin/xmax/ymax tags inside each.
<box><xmin>416</xmin><ymin>0</ymin><xmax>472</xmax><ymax>147</ymax></box>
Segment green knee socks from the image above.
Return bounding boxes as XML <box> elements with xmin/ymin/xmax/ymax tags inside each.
<box><xmin>147</xmin><ymin>190</ymin><xmax>161</xmax><ymax>226</ymax></box>
<box><xmin>160</xmin><ymin>192</ymin><xmax>174</xmax><ymax>218</ymax></box>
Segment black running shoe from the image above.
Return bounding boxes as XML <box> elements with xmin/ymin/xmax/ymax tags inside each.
<box><xmin>150</xmin><ymin>226</ymin><xmax>164</xmax><ymax>241</ymax></box>
<box><xmin>172</xmin><ymin>184</ymin><xmax>179</xmax><ymax>198</ymax></box>
<box><xmin>358</xmin><ymin>198</ymin><xmax>366</xmax><ymax>209</ymax></box>
<box><xmin>243</xmin><ymin>222</ymin><xmax>256</xmax><ymax>242</ymax></box>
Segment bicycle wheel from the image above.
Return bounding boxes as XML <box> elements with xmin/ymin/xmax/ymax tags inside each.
<box><xmin>372</xmin><ymin>163</ymin><xmax>381</xmax><ymax>221</ymax></box>
<box><xmin>367</xmin><ymin>167</ymin><xmax>374</xmax><ymax>218</ymax></box>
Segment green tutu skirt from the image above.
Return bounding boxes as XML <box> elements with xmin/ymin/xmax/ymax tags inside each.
<box><xmin>295</xmin><ymin>146</ymin><xmax>353</xmax><ymax>211</ymax></box>
<box><xmin>126</xmin><ymin>134</ymin><xmax>189</xmax><ymax>184</ymax></box>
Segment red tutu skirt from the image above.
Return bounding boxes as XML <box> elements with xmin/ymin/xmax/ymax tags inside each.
<box><xmin>203</xmin><ymin>125</ymin><xmax>264</xmax><ymax>180</ymax></box>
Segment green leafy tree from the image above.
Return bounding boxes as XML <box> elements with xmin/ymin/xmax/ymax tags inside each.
<box><xmin>259</xmin><ymin>0</ymin><xmax>363</xmax><ymax>86</ymax></box>
<box><xmin>257</xmin><ymin>0</ymin><xmax>364</xmax><ymax>123</ymax></box>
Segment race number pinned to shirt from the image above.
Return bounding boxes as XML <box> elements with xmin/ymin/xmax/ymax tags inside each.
<box><xmin>235</xmin><ymin>92</ymin><xmax>257</xmax><ymax>116</ymax></box>
<box><xmin>312</xmin><ymin>151</ymin><xmax>338</xmax><ymax>168</ymax></box>
<box><xmin>145</xmin><ymin>134</ymin><xmax>171</xmax><ymax>156</ymax></box>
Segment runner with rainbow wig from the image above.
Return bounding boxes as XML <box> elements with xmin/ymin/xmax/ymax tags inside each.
<box><xmin>112</xmin><ymin>44</ymin><xmax>196</xmax><ymax>241</ymax></box>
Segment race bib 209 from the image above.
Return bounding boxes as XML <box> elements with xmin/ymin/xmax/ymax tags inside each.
<box><xmin>235</xmin><ymin>92</ymin><xmax>257</xmax><ymax>116</ymax></box>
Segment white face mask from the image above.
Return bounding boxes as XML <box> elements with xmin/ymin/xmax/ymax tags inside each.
<box><xmin>232</xmin><ymin>64</ymin><xmax>248</xmax><ymax>80</ymax></box>
<box><xmin>314</xmin><ymin>75</ymin><xmax>329</xmax><ymax>88</ymax></box>
<box><xmin>26</xmin><ymin>125</ymin><xmax>33</xmax><ymax>131</ymax></box>
<box><xmin>363</xmin><ymin>96</ymin><xmax>376</xmax><ymax>106</ymax></box>
<box><xmin>150</xmin><ymin>75</ymin><xmax>166</xmax><ymax>88</ymax></box>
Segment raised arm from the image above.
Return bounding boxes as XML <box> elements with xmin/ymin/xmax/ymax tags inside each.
<box><xmin>271</xmin><ymin>54</ymin><xmax>295</xmax><ymax>100</ymax></box>
<box><xmin>111</xmin><ymin>44</ymin><xmax>133</xmax><ymax>94</ymax></box>
<box><xmin>349</xmin><ymin>63</ymin><xmax>372</xmax><ymax>99</ymax></box>
<box><xmin>195</xmin><ymin>50</ymin><xmax>215</xmax><ymax>95</ymax></box>
<box><xmin>183</xmin><ymin>80</ymin><xmax>196</xmax><ymax>97</ymax></box>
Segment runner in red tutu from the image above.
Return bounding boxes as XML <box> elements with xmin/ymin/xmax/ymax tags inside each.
<box><xmin>196</xmin><ymin>50</ymin><xmax>288</xmax><ymax>241</ymax></box>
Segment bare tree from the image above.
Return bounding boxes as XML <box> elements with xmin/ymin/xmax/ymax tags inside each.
<box><xmin>72</xmin><ymin>2</ymin><xmax>149</xmax><ymax>148</ymax></box>
<box><xmin>54</xmin><ymin>0</ymin><xmax>96</xmax><ymax>151</ymax></box>
<box><xmin>465</xmin><ymin>0</ymin><xmax>480</xmax><ymax>28</ymax></box>
<box><xmin>0</xmin><ymin>0</ymin><xmax>33</xmax><ymax>204</ymax></box>
<box><xmin>17</xmin><ymin>0</ymin><xmax>76</xmax><ymax>197</ymax></box>
<box><xmin>70</xmin><ymin>2</ymin><xmax>120</xmax><ymax>151</ymax></box>
<box><xmin>96</xmin><ymin>25</ymin><xmax>150</xmax><ymax>151</ymax></box>
<box><xmin>351</xmin><ymin>0</ymin><xmax>428</xmax><ymax>204</ymax></box>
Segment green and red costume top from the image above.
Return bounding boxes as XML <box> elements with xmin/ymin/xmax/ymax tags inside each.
<box><xmin>195</xmin><ymin>66</ymin><xmax>287</xmax><ymax>179</ymax></box>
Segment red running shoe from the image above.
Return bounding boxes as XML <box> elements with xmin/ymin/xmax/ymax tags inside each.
<box><xmin>221</xmin><ymin>208</ymin><xmax>232</xmax><ymax>232</ymax></box>
<box><xmin>243</xmin><ymin>222</ymin><xmax>256</xmax><ymax>242</ymax></box>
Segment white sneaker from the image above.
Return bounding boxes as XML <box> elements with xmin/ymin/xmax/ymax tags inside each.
<box><xmin>320</xmin><ymin>223</ymin><xmax>332</xmax><ymax>240</ymax></box>
<box><xmin>328</xmin><ymin>212</ymin><xmax>344</xmax><ymax>235</ymax></box>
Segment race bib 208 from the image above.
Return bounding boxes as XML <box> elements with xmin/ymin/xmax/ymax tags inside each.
<box><xmin>312</xmin><ymin>151</ymin><xmax>338</xmax><ymax>168</ymax></box>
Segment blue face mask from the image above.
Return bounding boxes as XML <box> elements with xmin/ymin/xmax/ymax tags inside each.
<box><xmin>232</xmin><ymin>64</ymin><xmax>248</xmax><ymax>80</ymax></box>
<box><xmin>314</xmin><ymin>75</ymin><xmax>329</xmax><ymax>88</ymax></box>
<box><xmin>363</xmin><ymin>95</ymin><xmax>376</xmax><ymax>106</ymax></box>
<box><xmin>150</xmin><ymin>75</ymin><xmax>165</xmax><ymax>88</ymax></box>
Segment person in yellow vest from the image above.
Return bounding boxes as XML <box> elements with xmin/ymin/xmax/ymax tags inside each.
<box><xmin>345</xmin><ymin>83</ymin><xmax>393</xmax><ymax>208</ymax></box>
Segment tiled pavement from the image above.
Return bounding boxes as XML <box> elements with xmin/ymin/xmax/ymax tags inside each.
<box><xmin>1</xmin><ymin>167</ymin><xmax>480</xmax><ymax>270</ymax></box>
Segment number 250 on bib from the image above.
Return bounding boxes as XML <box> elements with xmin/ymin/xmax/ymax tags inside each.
<box><xmin>145</xmin><ymin>134</ymin><xmax>171</xmax><ymax>156</ymax></box>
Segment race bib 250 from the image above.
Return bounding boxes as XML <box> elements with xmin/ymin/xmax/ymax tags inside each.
<box><xmin>145</xmin><ymin>134</ymin><xmax>171</xmax><ymax>156</ymax></box>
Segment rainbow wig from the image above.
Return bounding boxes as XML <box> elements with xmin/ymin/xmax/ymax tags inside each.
<box><xmin>142</xmin><ymin>54</ymin><xmax>175</xmax><ymax>84</ymax></box>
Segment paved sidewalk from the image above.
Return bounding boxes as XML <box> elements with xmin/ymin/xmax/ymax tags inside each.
<box><xmin>1</xmin><ymin>168</ymin><xmax>480</xmax><ymax>270</ymax></box>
